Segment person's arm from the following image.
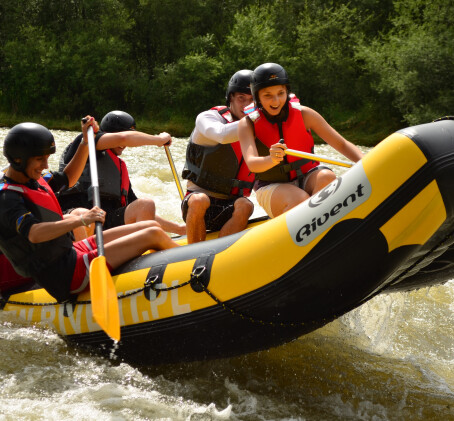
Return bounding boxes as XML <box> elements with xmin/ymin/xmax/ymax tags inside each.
<box><xmin>28</xmin><ymin>206</ymin><xmax>105</xmax><ymax>243</ymax></box>
<box><xmin>63</xmin><ymin>116</ymin><xmax>95</xmax><ymax>187</ymax></box>
<box><xmin>0</xmin><ymin>191</ymin><xmax>104</xmax><ymax>244</ymax></box>
<box><xmin>96</xmin><ymin>130</ymin><xmax>171</xmax><ymax>150</ymax></box>
<box><xmin>238</xmin><ymin>117</ymin><xmax>283</xmax><ymax>173</ymax></box>
<box><xmin>302</xmin><ymin>107</ymin><xmax>363</xmax><ymax>162</ymax></box>
<box><xmin>196</xmin><ymin>111</ymin><xmax>240</xmax><ymax>145</ymax></box>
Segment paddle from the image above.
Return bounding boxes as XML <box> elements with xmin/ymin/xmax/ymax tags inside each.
<box><xmin>86</xmin><ymin>122</ymin><xmax>121</xmax><ymax>341</ymax></box>
<box><xmin>164</xmin><ymin>143</ymin><xmax>184</xmax><ymax>201</ymax></box>
<box><xmin>284</xmin><ymin>148</ymin><xmax>353</xmax><ymax>168</ymax></box>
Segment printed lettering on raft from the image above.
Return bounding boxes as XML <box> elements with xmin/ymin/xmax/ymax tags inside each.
<box><xmin>286</xmin><ymin>162</ymin><xmax>371</xmax><ymax>247</ymax></box>
<box><xmin>295</xmin><ymin>184</ymin><xmax>366</xmax><ymax>242</ymax></box>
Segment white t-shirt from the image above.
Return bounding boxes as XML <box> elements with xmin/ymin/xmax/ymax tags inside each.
<box><xmin>186</xmin><ymin>109</ymin><xmax>241</xmax><ymax>198</ymax></box>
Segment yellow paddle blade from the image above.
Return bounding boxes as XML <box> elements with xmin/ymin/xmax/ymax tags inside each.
<box><xmin>90</xmin><ymin>255</ymin><xmax>121</xmax><ymax>341</ymax></box>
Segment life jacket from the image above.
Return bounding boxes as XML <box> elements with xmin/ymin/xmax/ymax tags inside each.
<box><xmin>0</xmin><ymin>175</ymin><xmax>73</xmax><ymax>279</ymax></box>
<box><xmin>247</xmin><ymin>102</ymin><xmax>319</xmax><ymax>182</ymax></box>
<box><xmin>59</xmin><ymin>140</ymin><xmax>130</xmax><ymax>206</ymax></box>
<box><xmin>181</xmin><ymin>106</ymin><xmax>255</xmax><ymax>197</ymax></box>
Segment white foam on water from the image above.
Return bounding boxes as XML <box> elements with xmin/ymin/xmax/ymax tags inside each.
<box><xmin>0</xmin><ymin>324</ymin><xmax>231</xmax><ymax>420</ymax></box>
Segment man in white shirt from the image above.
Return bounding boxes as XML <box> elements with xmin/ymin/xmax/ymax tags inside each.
<box><xmin>181</xmin><ymin>70</ymin><xmax>255</xmax><ymax>243</ymax></box>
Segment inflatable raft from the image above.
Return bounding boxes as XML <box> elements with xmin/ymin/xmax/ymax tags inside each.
<box><xmin>2</xmin><ymin>119</ymin><xmax>454</xmax><ymax>366</ymax></box>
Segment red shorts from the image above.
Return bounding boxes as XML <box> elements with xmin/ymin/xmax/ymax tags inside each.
<box><xmin>70</xmin><ymin>237</ymin><xmax>99</xmax><ymax>294</ymax></box>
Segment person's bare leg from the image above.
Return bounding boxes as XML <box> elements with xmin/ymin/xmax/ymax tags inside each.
<box><xmin>219</xmin><ymin>198</ymin><xmax>254</xmax><ymax>238</ymax></box>
<box><xmin>125</xmin><ymin>198</ymin><xmax>186</xmax><ymax>235</ymax></box>
<box><xmin>124</xmin><ymin>198</ymin><xmax>156</xmax><ymax>222</ymax></box>
<box><xmin>104</xmin><ymin>225</ymin><xmax>179</xmax><ymax>269</ymax></box>
<box><xmin>101</xmin><ymin>220</ymin><xmax>162</xmax><ymax>243</ymax></box>
<box><xmin>304</xmin><ymin>169</ymin><xmax>337</xmax><ymax>196</ymax></box>
<box><xmin>154</xmin><ymin>215</ymin><xmax>186</xmax><ymax>236</ymax></box>
<box><xmin>270</xmin><ymin>184</ymin><xmax>309</xmax><ymax>218</ymax></box>
<box><xmin>186</xmin><ymin>193</ymin><xmax>210</xmax><ymax>244</ymax></box>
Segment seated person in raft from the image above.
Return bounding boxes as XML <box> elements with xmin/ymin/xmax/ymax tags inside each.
<box><xmin>58</xmin><ymin>110</ymin><xmax>185</xmax><ymax>241</ymax></box>
<box><xmin>181</xmin><ymin>70</ymin><xmax>255</xmax><ymax>244</ymax></box>
<box><xmin>0</xmin><ymin>119</ymin><xmax>178</xmax><ymax>303</ymax></box>
<box><xmin>238</xmin><ymin>63</ymin><xmax>363</xmax><ymax>218</ymax></box>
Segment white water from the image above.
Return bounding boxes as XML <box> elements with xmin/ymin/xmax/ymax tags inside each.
<box><xmin>1</xmin><ymin>127</ymin><xmax>453</xmax><ymax>420</ymax></box>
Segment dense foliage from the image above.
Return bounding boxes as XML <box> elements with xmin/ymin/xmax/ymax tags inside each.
<box><xmin>0</xmin><ymin>0</ymin><xmax>452</xmax><ymax>138</ymax></box>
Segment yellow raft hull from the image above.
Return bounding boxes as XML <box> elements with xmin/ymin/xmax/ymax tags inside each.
<box><xmin>2</xmin><ymin>120</ymin><xmax>454</xmax><ymax>365</ymax></box>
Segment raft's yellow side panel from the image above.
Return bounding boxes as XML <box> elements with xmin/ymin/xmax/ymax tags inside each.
<box><xmin>9</xmin><ymin>289</ymin><xmax>57</xmax><ymax>303</ymax></box>
<box><xmin>357</xmin><ymin>133</ymin><xmax>428</xmax><ymax>216</ymax></box>
<box><xmin>380</xmin><ymin>181</ymin><xmax>446</xmax><ymax>252</ymax></box>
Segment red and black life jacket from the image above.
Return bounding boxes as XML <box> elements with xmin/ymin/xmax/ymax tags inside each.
<box><xmin>247</xmin><ymin>102</ymin><xmax>320</xmax><ymax>182</ymax></box>
<box><xmin>0</xmin><ymin>176</ymin><xmax>73</xmax><ymax>280</ymax></box>
<box><xmin>182</xmin><ymin>106</ymin><xmax>255</xmax><ymax>197</ymax></box>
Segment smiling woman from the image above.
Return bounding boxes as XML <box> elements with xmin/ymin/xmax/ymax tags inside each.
<box><xmin>257</xmin><ymin>85</ymin><xmax>289</xmax><ymax>116</ymax></box>
<box><xmin>238</xmin><ymin>63</ymin><xmax>364</xmax><ymax>219</ymax></box>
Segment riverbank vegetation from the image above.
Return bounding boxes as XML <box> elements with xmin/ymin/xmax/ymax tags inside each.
<box><xmin>1</xmin><ymin>0</ymin><xmax>453</xmax><ymax>145</ymax></box>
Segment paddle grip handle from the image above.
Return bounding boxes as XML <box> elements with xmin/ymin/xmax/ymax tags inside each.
<box><xmin>278</xmin><ymin>138</ymin><xmax>289</xmax><ymax>163</ymax></box>
<box><xmin>94</xmin><ymin>222</ymin><xmax>104</xmax><ymax>255</ymax></box>
<box><xmin>91</xmin><ymin>184</ymin><xmax>105</xmax><ymax>256</ymax></box>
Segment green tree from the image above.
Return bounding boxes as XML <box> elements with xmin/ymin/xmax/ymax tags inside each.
<box><xmin>0</xmin><ymin>0</ymin><xmax>147</xmax><ymax>118</ymax></box>
<box><xmin>149</xmin><ymin>52</ymin><xmax>223</xmax><ymax>118</ymax></box>
<box><xmin>291</xmin><ymin>4</ymin><xmax>375</xmax><ymax>115</ymax></box>
<box><xmin>120</xmin><ymin>0</ymin><xmax>255</xmax><ymax>78</ymax></box>
<box><xmin>358</xmin><ymin>0</ymin><xmax>454</xmax><ymax>124</ymax></box>
<box><xmin>220</xmin><ymin>4</ymin><xmax>286</xmax><ymax>75</ymax></box>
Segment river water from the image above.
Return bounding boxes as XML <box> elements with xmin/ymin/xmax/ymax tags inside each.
<box><xmin>0</xmin><ymin>127</ymin><xmax>453</xmax><ymax>420</ymax></box>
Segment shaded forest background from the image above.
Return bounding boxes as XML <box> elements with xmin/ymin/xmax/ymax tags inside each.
<box><xmin>0</xmin><ymin>0</ymin><xmax>453</xmax><ymax>144</ymax></box>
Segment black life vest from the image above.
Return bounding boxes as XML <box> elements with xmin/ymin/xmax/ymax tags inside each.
<box><xmin>59</xmin><ymin>136</ymin><xmax>130</xmax><ymax>206</ymax></box>
<box><xmin>182</xmin><ymin>106</ymin><xmax>255</xmax><ymax>197</ymax></box>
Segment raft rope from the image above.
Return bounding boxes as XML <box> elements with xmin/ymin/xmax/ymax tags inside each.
<box><xmin>3</xmin><ymin>229</ymin><xmax>454</xmax><ymax>328</ymax></box>
<box><xmin>150</xmin><ymin>226</ymin><xmax>454</xmax><ymax>327</ymax></box>
<box><xmin>433</xmin><ymin>116</ymin><xmax>454</xmax><ymax>122</ymax></box>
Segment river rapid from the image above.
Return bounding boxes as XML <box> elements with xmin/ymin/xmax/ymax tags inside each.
<box><xmin>0</xmin><ymin>127</ymin><xmax>453</xmax><ymax>420</ymax></box>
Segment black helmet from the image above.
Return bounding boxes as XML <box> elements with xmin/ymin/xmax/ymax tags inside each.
<box><xmin>100</xmin><ymin>110</ymin><xmax>136</xmax><ymax>133</ymax></box>
<box><xmin>3</xmin><ymin>123</ymin><xmax>55</xmax><ymax>172</ymax></box>
<box><xmin>250</xmin><ymin>63</ymin><xmax>290</xmax><ymax>104</ymax></box>
<box><xmin>225</xmin><ymin>69</ymin><xmax>253</xmax><ymax>106</ymax></box>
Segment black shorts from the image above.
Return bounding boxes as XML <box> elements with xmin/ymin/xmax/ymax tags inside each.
<box><xmin>181</xmin><ymin>192</ymin><xmax>247</xmax><ymax>232</ymax></box>
<box><xmin>65</xmin><ymin>206</ymin><xmax>126</xmax><ymax>230</ymax></box>
<box><xmin>104</xmin><ymin>206</ymin><xmax>126</xmax><ymax>229</ymax></box>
